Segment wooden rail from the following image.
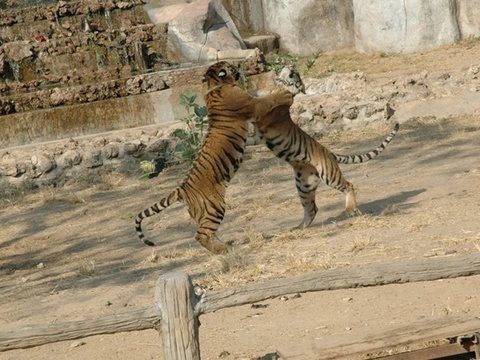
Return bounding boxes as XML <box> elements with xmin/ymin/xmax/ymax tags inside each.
<box><xmin>1</xmin><ymin>253</ymin><xmax>480</xmax><ymax>357</ymax></box>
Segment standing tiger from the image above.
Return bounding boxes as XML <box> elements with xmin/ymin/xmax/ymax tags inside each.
<box><xmin>253</xmin><ymin>64</ymin><xmax>399</xmax><ymax>228</ymax></box>
<box><xmin>134</xmin><ymin>61</ymin><xmax>293</xmax><ymax>253</ymax></box>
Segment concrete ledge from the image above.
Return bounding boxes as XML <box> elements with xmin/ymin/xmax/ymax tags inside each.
<box><xmin>0</xmin><ymin>89</ymin><xmax>183</xmax><ymax>148</ymax></box>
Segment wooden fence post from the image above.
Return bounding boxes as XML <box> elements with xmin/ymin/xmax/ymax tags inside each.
<box><xmin>155</xmin><ymin>271</ymin><xmax>201</xmax><ymax>360</ymax></box>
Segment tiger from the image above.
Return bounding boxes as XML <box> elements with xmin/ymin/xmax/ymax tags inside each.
<box><xmin>134</xmin><ymin>61</ymin><xmax>293</xmax><ymax>254</ymax></box>
<box><xmin>252</xmin><ymin>64</ymin><xmax>399</xmax><ymax>228</ymax></box>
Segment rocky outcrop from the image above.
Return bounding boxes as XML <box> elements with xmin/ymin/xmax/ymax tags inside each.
<box><xmin>222</xmin><ymin>0</ymin><xmax>354</xmax><ymax>56</ymax></box>
<box><xmin>262</xmin><ymin>0</ymin><xmax>354</xmax><ymax>56</ymax></box>
<box><xmin>146</xmin><ymin>0</ymin><xmax>253</xmax><ymax>62</ymax></box>
<box><xmin>457</xmin><ymin>0</ymin><xmax>480</xmax><ymax>38</ymax></box>
<box><xmin>353</xmin><ymin>0</ymin><xmax>460</xmax><ymax>53</ymax></box>
<box><xmin>221</xmin><ymin>0</ymin><xmax>480</xmax><ymax>55</ymax></box>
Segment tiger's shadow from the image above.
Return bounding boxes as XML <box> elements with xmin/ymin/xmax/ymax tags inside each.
<box><xmin>317</xmin><ymin>188</ymin><xmax>426</xmax><ymax>225</ymax></box>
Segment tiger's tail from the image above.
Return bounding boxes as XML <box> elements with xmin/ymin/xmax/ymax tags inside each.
<box><xmin>134</xmin><ymin>188</ymin><xmax>181</xmax><ymax>246</ymax></box>
<box><xmin>334</xmin><ymin>123</ymin><xmax>399</xmax><ymax>164</ymax></box>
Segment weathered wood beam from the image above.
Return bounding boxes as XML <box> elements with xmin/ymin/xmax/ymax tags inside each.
<box><xmin>198</xmin><ymin>253</ymin><xmax>480</xmax><ymax>314</ymax></box>
<box><xmin>0</xmin><ymin>307</ymin><xmax>159</xmax><ymax>352</ymax></box>
<box><xmin>1</xmin><ymin>253</ymin><xmax>480</xmax><ymax>352</ymax></box>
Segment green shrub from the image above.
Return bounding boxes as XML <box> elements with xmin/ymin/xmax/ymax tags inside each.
<box><xmin>172</xmin><ymin>91</ymin><xmax>208</xmax><ymax>164</ymax></box>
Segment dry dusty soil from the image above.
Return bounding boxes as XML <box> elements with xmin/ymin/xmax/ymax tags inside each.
<box><xmin>1</xmin><ymin>42</ymin><xmax>480</xmax><ymax>359</ymax></box>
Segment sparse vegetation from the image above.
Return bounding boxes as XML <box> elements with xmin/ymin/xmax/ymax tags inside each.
<box><xmin>348</xmin><ymin>237</ymin><xmax>376</xmax><ymax>253</ymax></box>
<box><xmin>76</xmin><ymin>260</ymin><xmax>96</xmax><ymax>277</ymax></box>
<box><xmin>171</xmin><ymin>91</ymin><xmax>208</xmax><ymax>164</ymax></box>
<box><xmin>266</xmin><ymin>52</ymin><xmax>299</xmax><ymax>73</ymax></box>
<box><xmin>138</xmin><ymin>159</ymin><xmax>157</xmax><ymax>178</ymax></box>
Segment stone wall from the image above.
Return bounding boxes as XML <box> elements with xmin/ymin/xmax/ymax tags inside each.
<box><xmin>221</xmin><ymin>0</ymin><xmax>480</xmax><ymax>55</ymax></box>
<box><xmin>0</xmin><ymin>64</ymin><xmax>218</xmax><ymax>148</ymax></box>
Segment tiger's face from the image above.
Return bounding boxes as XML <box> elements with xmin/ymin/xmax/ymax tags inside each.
<box><xmin>274</xmin><ymin>64</ymin><xmax>306</xmax><ymax>96</ymax></box>
<box><xmin>203</xmin><ymin>61</ymin><xmax>240</xmax><ymax>88</ymax></box>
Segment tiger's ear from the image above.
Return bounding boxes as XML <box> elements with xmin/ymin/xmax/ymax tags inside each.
<box><xmin>218</xmin><ymin>70</ymin><xmax>227</xmax><ymax>78</ymax></box>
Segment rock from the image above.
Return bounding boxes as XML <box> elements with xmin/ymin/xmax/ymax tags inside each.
<box><xmin>0</xmin><ymin>153</ymin><xmax>20</xmax><ymax>177</ymax></box>
<box><xmin>83</xmin><ymin>149</ymin><xmax>103</xmax><ymax>168</ymax></box>
<box><xmin>262</xmin><ymin>0</ymin><xmax>354</xmax><ymax>56</ymax></box>
<box><xmin>163</xmin><ymin>0</ymin><xmax>246</xmax><ymax>62</ymax></box>
<box><xmin>49</xmin><ymin>88</ymin><xmax>65</xmax><ymax>106</ymax></box>
<box><xmin>143</xmin><ymin>76</ymin><xmax>167</xmax><ymax>92</ymax></box>
<box><xmin>91</xmin><ymin>137</ymin><xmax>107</xmax><ymax>147</ymax></box>
<box><xmin>69</xmin><ymin>341</ymin><xmax>86</xmax><ymax>348</ymax></box>
<box><xmin>126</xmin><ymin>76</ymin><xmax>143</xmax><ymax>95</ymax></box>
<box><xmin>457</xmin><ymin>0</ymin><xmax>480</xmax><ymax>38</ymax></box>
<box><xmin>2</xmin><ymin>41</ymin><xmax>33</xmax><ymax>62</ymax></box>
<box><xmin>31</xmin><ymin>154</ymin><xmax>55</xmax><ymax>175</ymax></box>
<box><xmin>124</xmin><ymin>140</ymin><xmax>144</xmax><ymax>156</ymax></box>
<box><xmin>146</xmin><ymin>139</ymin><xmax>171</xmax><ymax>155</ymax></box>
<box><xmin>467</xmin><ymin>66</ymin><xmax>480</xmax><ymax>79</ymax></box>
<box><xmin>353</xmin><ymin>0</ymin><xmax>459</xmax><ymax>53</ymax></box>
<box><xmin>102</xmin><ymin>143</ymin><xmax>120</xmax><ymax>159</ymax></box>
<box><xmin>224</xmin><ymin>0</ymin><xmax>354</xmax><ymax>56</ymax></box>
<box><xmin>243</xmin><ymin>34</ymin><xmax>279</xmax><ymax>54</ymax></box>
<box><xmin>343</xmin><ymin>106</ymin><xmax>359</xmax><ymax>120</ymax></box>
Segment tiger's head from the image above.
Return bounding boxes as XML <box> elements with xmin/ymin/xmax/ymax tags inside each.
<box><xmin>274</xmin><ymin>64</ymin><xmax>306</xmax><ymax>96</ymax></box>
<box><xmin>203</xmin><ymin>61</ymin><xmax>240</xmax><ymax>88</ymax></box>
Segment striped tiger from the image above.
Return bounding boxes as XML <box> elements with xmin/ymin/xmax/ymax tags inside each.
<box><xmin>254</xmin><ymin>64</ymin><xmax>399</xmax><ymax>228</ymax></box>
<box><xmin>134</xmin><ymin>61</ymin><xmax>293</xmax><ymax>253</ymax></box>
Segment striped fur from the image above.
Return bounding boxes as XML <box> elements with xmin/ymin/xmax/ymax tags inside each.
<box><xmin>254</xmin><ymin>65</ymin><xmax>399</xmax><ymax>228</ymax></box>
<box><xmin>134</xmin><ymin>61</ymin><xmax>292</xmax><ymax>253</ymax></box>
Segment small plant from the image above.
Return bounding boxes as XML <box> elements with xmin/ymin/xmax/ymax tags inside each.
<box><xmin>172</xmin><ymin>91</ymin><xmax>208</xmax><ymax>164</ymax></box>
<box><xmin>304</xmin><ymin>52</ymin><xmax>320</xmax><ymax>74</ymax></box>
<box><xmin>138</xmin><ymin>159</ymin><xmax>157</xmax><ymax>178</ymax></box>
<box><xmin>266</xmin><ymin>52</ymin><xmax>299</xmax><ymax>73</ymax></box>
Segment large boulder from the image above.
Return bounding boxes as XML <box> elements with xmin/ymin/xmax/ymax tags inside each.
<box><xmin>223</xmin><ymin>0</ymin><xmax>354</xmax><ymax>56</ymax></box>
<box><xmin>457</xmin><ymin>0</ymin><xmax>480</xmax><ymax>38</ymax></box>
<box><xmin>146</xmin><ymin>0</ymin><xmax>248</xmax><ymax>62</ymax></box>
<box><xmin>262</xmin><ymin>0</ymin><xmax>354</xmax><ymax>56</ymax></box>
<box><xmin>221</xmin><ymin>0</ymin><xmax>264</xmax><ymax>33</ymax></box>
<box><xmin>353</xmin><ymin>0</ymin><xmax>460</xmax><ymax>53</ymax></box>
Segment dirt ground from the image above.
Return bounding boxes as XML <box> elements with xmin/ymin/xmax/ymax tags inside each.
<box><xmin>2</xmin><ymin>42</ymin><xmax>480</xmax><ymax>359</ymax></box>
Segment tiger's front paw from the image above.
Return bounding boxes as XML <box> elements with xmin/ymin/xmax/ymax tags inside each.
<box><xmin>275</xmin><ymin>89</ymin><xmax>294</xmax><ymax>107</ymax></box>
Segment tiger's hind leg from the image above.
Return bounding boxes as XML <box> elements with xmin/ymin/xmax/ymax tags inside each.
<box><xmin>342</xmin><ymin>182</ymin><xmax>362</xmax><ymax>216</ymax></box>
<box><xmin>321</xmin><ymin>161</ymin><xmax>361</xmax><ymax>216</ymax></box>
<box><xmin>293</xmin><ymin>163</ymin><xmax>320</xmax><ymax>228</ymax></box>
<box><xmin>194</xmin><ymin>218</ymin><xmax>229</xmax><ymax>254</ymax></box>
<box><xmin>192</xmin><ymin>201</ymin><xmax>230</xmax><ymax>254</ymax></box>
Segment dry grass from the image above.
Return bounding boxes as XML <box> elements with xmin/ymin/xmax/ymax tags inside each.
<box><xmin>302</xmin><ymin>38</ymin><xmax>480</xmax><ymax>78</ymax></box>
<box><xmin>216</xmin><ymin>250</ymin><xmax>251</xmax><ymax>274</ymax></box>
<box><xmin>283</xmin><ymin>251</ymin><xmax>337</xmax><ymax>273</ymax></box>
<box><xmin>40</xmin><ymin>187</ymin><xmax>57</xmax><ymax>204</ymax></box>
<box><xmin>76</xmin><ymin>260</ymin><xmax>96</xmax><ymax>277</ymax></box>
<box><xmin>241</xmin><ymin>228</ymin><xmax>267</xmax><ymax>249</ymax></box>
<box><xmin>349</xmin><ymin>214</ymin><xmax>393</xmax><ymax>230</ymax></box>
<box><xmin>348</xmin><ymin>236</ymin><xmax>377</xmax><ymax>253</ymax></box>
<box><xmin>439</xmin><ymin>232</ymin><xmax>480</xmax><ymax>247</ymax></box>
